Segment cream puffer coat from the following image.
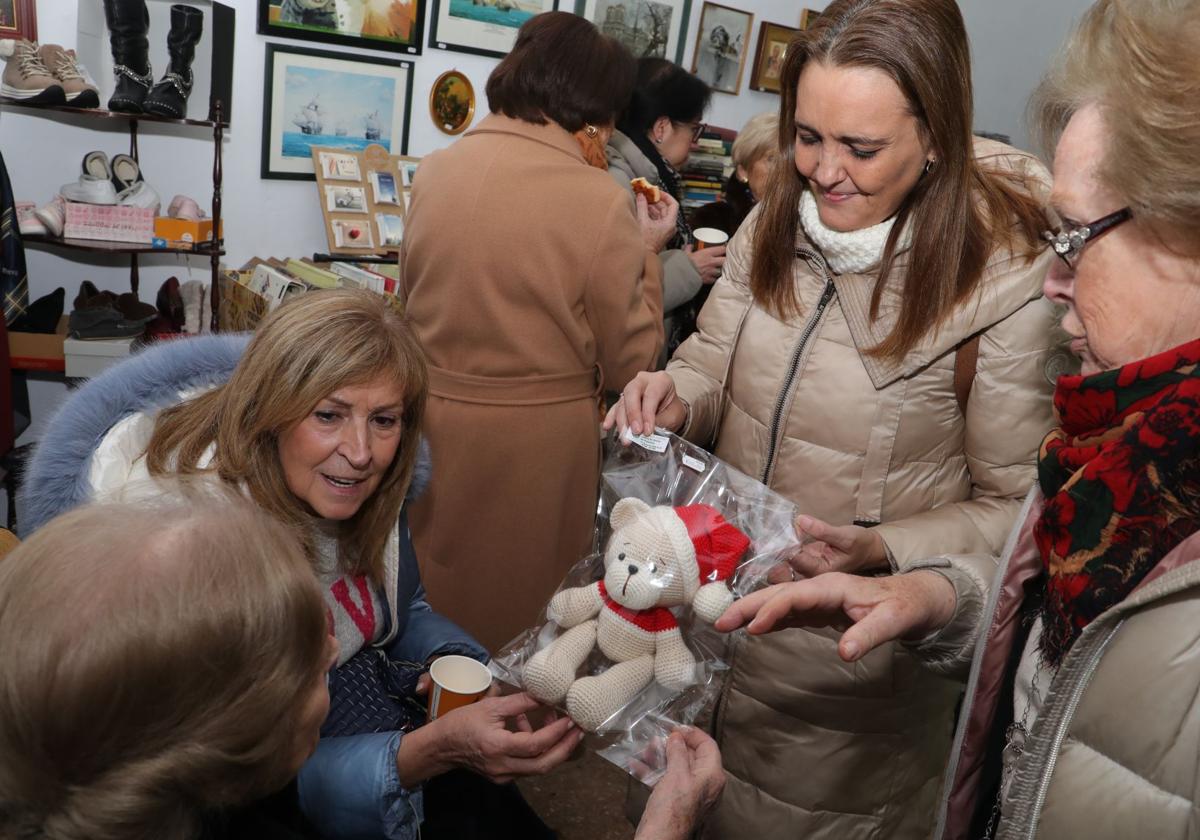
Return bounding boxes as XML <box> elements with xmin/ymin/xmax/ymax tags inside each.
<box><xmin>919</xmin><ymin>491</ymin><xmax>1200</xmax><ymax>840</ymax></box>
<box><xmin>668</xmin><ymin>140</ymin><xmax>1066</xmax><ymax>839</ymax></box>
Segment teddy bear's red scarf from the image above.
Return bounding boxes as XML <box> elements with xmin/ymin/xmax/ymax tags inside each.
<box><xmin>597</xmin><ymin>581</ymin><xmax>679</xmax><ymax>633</ymax></box>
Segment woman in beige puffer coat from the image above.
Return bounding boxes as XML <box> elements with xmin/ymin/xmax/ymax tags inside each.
<box><xmin>607</xmin><ymin>1</ymin><xmax>1066</xmax><ymax>837</ymax></box>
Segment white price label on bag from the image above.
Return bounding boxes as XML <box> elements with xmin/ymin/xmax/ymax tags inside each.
<box><xmin>621</xmin><ymin>426</ymin><xmax>670</xmax><ymax>453</ymax></box>
<box><xmin>682</xmin><ymin>454</ymin><xmax>707</xmax><ymax>473</ymax></box>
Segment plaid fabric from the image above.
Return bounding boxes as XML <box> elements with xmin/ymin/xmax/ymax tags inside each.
<box><xmin>0</xmin><ymin>151</ymin><xmax>28</xmax><ymax>327</ymax></box>
<box><xmin>320</xmin><ymin>648</ymin><xmax>428</xmax><ymax>738</ymax></box>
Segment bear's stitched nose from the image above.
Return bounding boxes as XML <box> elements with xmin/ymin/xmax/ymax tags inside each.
<box><xmin>627</xmin><ymin>565</ymin><xmax>638</xmax><ymax>576</ymax></box>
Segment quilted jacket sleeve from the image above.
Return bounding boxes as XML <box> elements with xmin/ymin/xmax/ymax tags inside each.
<box><xmin>874</xmin><ymin>250</ymin><xmax>1062</xmax><ymax>566</ymax></box>
<box><xmin>667</xmin><ymin>209</ymin><xmax>757</xmax><ymax>447</ymax></box>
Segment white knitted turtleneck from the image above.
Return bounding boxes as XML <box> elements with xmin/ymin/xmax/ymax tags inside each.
<box><xmin>799</xmin><ymin>189</ymin><xmax>912</xmax><ymax>275</ymax></box>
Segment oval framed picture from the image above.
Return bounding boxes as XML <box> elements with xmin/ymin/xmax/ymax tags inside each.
<box><xmin>429</xmin><ymin>70</ymin><xmax>475</xmax><ymax>136</ymax></box>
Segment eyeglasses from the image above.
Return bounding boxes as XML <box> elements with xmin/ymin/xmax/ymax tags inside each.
<box><xmin>1042</xmin><ymin>207</ymin><xmax>1132</xmax><ymax>269</ymax></box>
<box><xmin>675</xmin><ymin>120</ymin><xmax>706</xmax><ymax>142</ymax></box>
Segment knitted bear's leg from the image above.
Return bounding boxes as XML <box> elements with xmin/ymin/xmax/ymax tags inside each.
<box><xmin>524</xmin><ymin>620</ymin><xmax>598</xmax><ymax>705</ymax></box>
<box><xmin>566</xmin><ymin>655</ymin><xmax>654</xmax><ymax>732</ymax></box>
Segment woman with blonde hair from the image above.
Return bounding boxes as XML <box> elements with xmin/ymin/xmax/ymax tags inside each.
<box><xmin>20</xmin><ymin>289</ymin><xmax>581</xmax><ymax>839</ymax></box>
<box><xmin>608</xmin><ymin>0</ymin><xmax>1062</xmax><ymax>835</ymax></box>
<box><xmin>721</xmin><ymin>1</ymin><xmax>1200</xmax><ymax>837</ymax></box>
<box><xmin>0</xmin><ymin>494</ymin><xmax>334</xmax><ymax>839</ymax></box>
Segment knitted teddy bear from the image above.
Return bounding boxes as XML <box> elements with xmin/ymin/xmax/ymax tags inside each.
<box><xmin>523</xmin><ymin>498</ymin><xmax>750</xmax><ymax>732</ymax></box>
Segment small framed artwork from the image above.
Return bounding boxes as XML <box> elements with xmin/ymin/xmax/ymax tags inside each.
<box><xmin>325</xmin><ymin>185</ymin><xmax>368</xmax><ymax>212</ymax></box>
<box><xmin>799</xmin><ymin>8</ymin><xmax>820</xmax><ymax>29</ymax></box>
<box><xmin>332</xmin><ymin>218</ymin><xmax>375</xmax><ymax>248</ymax></box>
<box><xmin>429</xmin><ymin>70</ymin><xmax>475</xmax><ymax>135</ymax></box>
<box><xmin>398</xmin><ymin>157</ymin><xmax>421</xmax><ymax>188</ymax></box>
<box><xmin>262</xmin><ymin>44</ymin><xmax>413</xmax><ymax>180</ymax></box>
<box><xmin>427</xmin><ymin>0</ymin><xmax>558</xmax><ymax>59</ymax></box>
<box><xmin>690</xmin><ymin>2</ymin><xmax>754</xmax><ymax>96</ymax></box>
<box><xmin>748</xmin><ymin>21</ymin><xmax>797</xmax><ymax>94</ymax></box>
<box><xmin>402</xmin><ymin>190</ymin><xmax>412</xmax><ymax>212</ymax></box>
<box><xmin>369</xmin><ymin>171</ymin><xmax>401</xmax><ymax>204</ymax></box>
<box><xmin>575</xmin><ymin>0</ymin><xmax>690</xmax><ymax>65</ymax></box>
<box><xmin>0</xmin><ymin>0</ymin><xmax>36</xmax><ymax>41</ymax></box>
<box><xmin>257</xmin><ymin>0</ymin><xmax>425</xmax><ymax>56</ymax></box>
<box><xmin>376</xmin><ymin>213</ymin><xmax>405</xmax><ymax>248</ymax></box>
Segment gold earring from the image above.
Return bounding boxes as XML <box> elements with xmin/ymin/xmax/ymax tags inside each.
<box><xmin>584</xmin><ymin>124</ymin><xmax>598</xmax><ymax>138</ymax></box>
<box><xmin>924</xmin><ymin>159</ymin><xmax>937</xmax><ymax>174</ymax></box>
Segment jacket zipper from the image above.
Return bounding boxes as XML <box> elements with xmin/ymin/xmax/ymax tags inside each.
<box><xmin>761</xmin><ymin>249</ymin><xmax>835</xmax><ymax>485</ymax></box>
<box><xmin>1022</xmin><ymin>620</ymin><xmax>1122</xmax><ymax>840</ymax></box>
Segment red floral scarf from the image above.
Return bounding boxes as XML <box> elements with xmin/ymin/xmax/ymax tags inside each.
<box><xmin>1035</xmin><ymin>337</ymin><xmax>1200</xmax><ymax>665</ymax></box>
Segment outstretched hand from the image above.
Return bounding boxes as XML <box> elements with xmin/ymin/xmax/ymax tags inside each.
<box><xmin>768</xmin><ymin>515</ymin><xmax>889</xmax><ymax>582</ymax></box>
<box><xmin>634</xmin><ymin>727</ymin><xmax>725</xmax><ymax>840</ymax></box>
<box><xmin>713</xmin><ymin>571</ymin><xmax>957</xmax><ymax>662</ymax></box>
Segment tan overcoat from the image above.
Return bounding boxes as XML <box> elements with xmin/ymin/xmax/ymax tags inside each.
<box><xmin>400</xmin><ymin>114</ymin><xmax>663</xmax><ymax>652</ymax></box>
<box><xmin>668</xmin><ymin>139</ymin><xmax>1066</xmax><ymax>838</ymax></box>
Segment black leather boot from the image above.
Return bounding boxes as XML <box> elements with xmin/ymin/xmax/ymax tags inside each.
<box><xmin>143</xmin><ymin>5</ymin><xmax>203</xmax><ymax>119</ymax></box>
<box><xmin>102</xmin><ymin>0</ymin><xmax>152</xmax><ymax>112</ymax></box>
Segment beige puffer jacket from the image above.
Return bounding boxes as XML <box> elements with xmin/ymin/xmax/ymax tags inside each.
<box><xmin>668</xmin><ymin>140</ymin><xmax>1065</xmax><ymax>839</ymax></box>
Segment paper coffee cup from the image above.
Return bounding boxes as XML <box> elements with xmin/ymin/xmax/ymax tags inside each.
<box><xmin>693</xmin><ymin>227</ymin><xmax>730</xmax><ymax>250</ymax></box>
<box><xmin>427</xmin><ymin>655</ymin><xmax>492</xmax><ymax>721</ymax></box>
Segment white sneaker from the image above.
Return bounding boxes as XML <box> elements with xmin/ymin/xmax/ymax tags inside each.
<box><xmin>33</xmin><ymin>196</ymin><xmax>65</xmax><ymax>237</ymax></box>
<box><xmin>60</xmin><ymin>175</ymin><xmax>118</xmax><ymax>204</ymax></box>
<box><xmin>117</xmin><ymin>180</ymin><xmax>161</xmax><ymax>214</ymax></box>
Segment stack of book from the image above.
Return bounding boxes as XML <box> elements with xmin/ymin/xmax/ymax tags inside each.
<box><xmin>679</xmin><ymin>128</ymin><xmax>736</xmax><ymax>217</ymax></box>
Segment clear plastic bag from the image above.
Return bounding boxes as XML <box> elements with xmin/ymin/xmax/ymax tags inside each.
<box><xmin>489</xmin><ymin>429</ymin><xmax>799</xmax><ymax>782</ymax></box>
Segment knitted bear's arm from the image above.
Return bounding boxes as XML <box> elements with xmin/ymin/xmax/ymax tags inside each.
<box><xmin>546</xmin><ymin>582</ymin><xmax>605</xmax><ymax>628</ymax></box>
<box><xmin>653</xmin><ymin>628</ymin><xmax>697</xmax><ymax>691</ymax></box>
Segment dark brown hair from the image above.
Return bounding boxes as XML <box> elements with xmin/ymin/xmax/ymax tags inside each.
<box><xmin>486</xmin><ymin>11</ymin><xmax>637</xmax><ymax>132</ymax></box>
<box><xmin>0</xmin><ymin>492</ymin><xmax>327</xmax><ymax>840</ymax></box>
<box><xmin>753</xmin><ymin>0</ymin><xmax>1048</xmax><ymax>359</ymax></box>
<box><xmin>145</xmin><ymin>289</ymin><xmax>428</xmax><ymax>582</ymax></box>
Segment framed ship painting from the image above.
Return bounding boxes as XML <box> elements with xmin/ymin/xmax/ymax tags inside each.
<box><xmin>427</xmin><ymin>0</ymin><xmax>559</xmax><ymax>59</ymax></box>
<box><xmin>262</xmin><ymin>44</ymin><xmax>414</xmax><ymax>180</ymax></box>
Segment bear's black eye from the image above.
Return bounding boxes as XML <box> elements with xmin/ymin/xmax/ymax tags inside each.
<box><xmin>618</xmin><ymin>552</ymin><xmax>626</xmax><ymax>561</ymax></box>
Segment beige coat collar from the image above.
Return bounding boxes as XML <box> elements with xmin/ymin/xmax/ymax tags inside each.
<box><xmin>465</xmin><ymin>112</ymin><xmax>586</xmax><ymax>165</ymax></box>
<box><xmin>797</xmin><ymin>222</ymin><xmax>1048</xmax><ymax>388</ymax></box>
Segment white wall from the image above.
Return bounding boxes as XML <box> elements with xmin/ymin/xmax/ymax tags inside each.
<box><xmin>3</xmin><ymin>0</ymin><xmax>1092</xmax><ymax>456</ymax></box>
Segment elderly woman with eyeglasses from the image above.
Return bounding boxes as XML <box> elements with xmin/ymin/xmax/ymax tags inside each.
<box><xmin>719</xmin><ymin>1</ymin><xmax>1200</xmax><ymax>837</ymax></box>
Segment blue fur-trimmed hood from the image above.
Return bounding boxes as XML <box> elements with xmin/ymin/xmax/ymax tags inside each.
<box><xmin>19</xmin><ymin>333</ymin><xmax>432</xmax><ymax>535</ymax></box>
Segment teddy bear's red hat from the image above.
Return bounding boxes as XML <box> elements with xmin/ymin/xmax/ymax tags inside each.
<box><xmin>674</xmin><ymin>504</ymin><xmax>750</xmax><ymax>585</ymax></box>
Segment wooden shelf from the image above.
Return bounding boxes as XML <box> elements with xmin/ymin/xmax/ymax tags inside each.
<box><xmin>0</xmin><ymin>96</ymin><xmax>227</xmax><ymax>128</ymax></box>
<box><xmin>22</xmin><ymin>234</ymin><xmax>225</xmax><ymax>257</ymax></box>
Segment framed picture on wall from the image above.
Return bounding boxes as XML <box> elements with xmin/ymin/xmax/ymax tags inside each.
<box><xmin>0</xmin><ymin>0</ymin><xmax>36</xmax><ymax>41</ymax></box>
<box><xmin>575</xmin><ymin>0</ymin><xmax>690</xmax><ymax>66</ymax></box>
<box><xmin>748</xmin><ymin>21</ymin><xmax>796</xmax><ymax>93</ymax></box>
<box><xmin>799</xmin><ymin>8</ymin><xmax>820</xmax><ymax>29</ymax></box>
<box><xmin>427</xmin><ymin>0</ymin><xmax>558</xmax><ymax>59</ymax></box>
<box><xmin>261</xmin><ymin>45</ymin><xmax>413</xmax><ymax>180</ymax></box>
<box><xmin>690</xmin><ymin>1</ymin><xmax>753</xmax><ymax>95</ymax></box>
<box><xmin>429</xmin><ymin>69</ymin><xmax>475</xmax><ymax>135</ymax></box>
<box><xmin>257</xmin><ymin>0</ymin><xmax>425</xmax><ymax>56</ymax></box>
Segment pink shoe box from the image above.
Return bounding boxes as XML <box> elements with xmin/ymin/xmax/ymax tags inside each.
<box><xmin>63</xmin><ymin>201</ymin><xmax>155</xmax><ymax>244</ymax></box>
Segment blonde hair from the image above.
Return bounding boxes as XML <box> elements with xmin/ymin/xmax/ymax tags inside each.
<box><xmin>0</xmin><ymin>491</ymin><xmax>328</xmax><ymax>840</ymax></box>
<box><xmin>1031</xmin><ymin>0</ymin><xmax>1200</xmax><ymax>250</ymax></box>
<box><xmin>146</xmin><ymin>289</ymin><xmax>428</xmax><ymax>581</ymax></box>
<box><xmin>731</xmin><ymin>112</ymin><xmax>779</xmax><ymax>171</ymax></box>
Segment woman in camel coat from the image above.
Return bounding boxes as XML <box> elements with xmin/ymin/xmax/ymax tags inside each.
<box><xmin>401</xmin><ymin>13</ymin><xmax>674</xmax><ymax>652</ymax></box>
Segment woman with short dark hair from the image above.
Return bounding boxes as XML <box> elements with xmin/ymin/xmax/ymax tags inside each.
<box><xmin>402</xmin><ymin>12</ymin><xmax>675</xmax><ymax>652</ymax></box>
<box><xmin>608</xmin><ymin>58</ymin><xmax>717</xmax><ymax>357</ymax></box>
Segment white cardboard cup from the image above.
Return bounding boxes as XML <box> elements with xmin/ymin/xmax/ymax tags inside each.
<box><xmin>693</xmin><ymin>227</ymin><xmax>730</xmax><ymax>249</ymax></box>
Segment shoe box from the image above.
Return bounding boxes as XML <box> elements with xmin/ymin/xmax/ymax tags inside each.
<box><xmin>63</xmin><ymin>335</ymin><xmax>137</xmax><ymax>378</ymax></box>
<box><xmin>153</xmin><ymin>216</ymin><xmax>222</xmax><ymax>249</ymax></box>
<box><xmin>64</xmin><ymin>202</ymin><xmax>155</xmax><ymax>243</ymax></box>
<box><xmin>75</xmin><ymin>0</ymin><xmax>235</xmax><ymax>124</ymax></box>
<box><xmin>7</xmin><ymin>316</ymin><xmax>69</xmax><ymax>372</ymax></box>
